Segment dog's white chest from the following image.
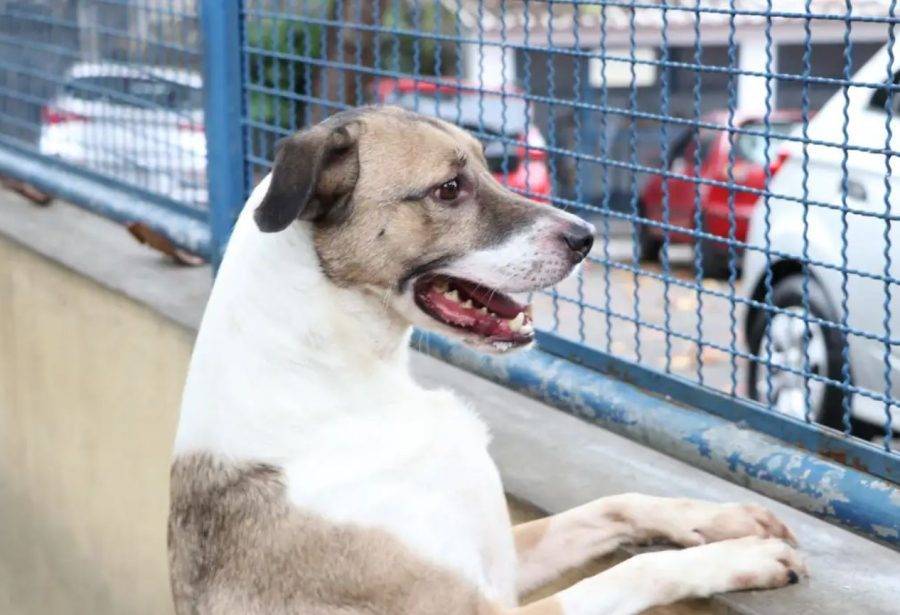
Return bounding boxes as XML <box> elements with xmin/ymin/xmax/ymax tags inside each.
<box><xmin>281</xmin><ymin>393</ymin><xmax>518</xmax><ymax>606</ymax></box>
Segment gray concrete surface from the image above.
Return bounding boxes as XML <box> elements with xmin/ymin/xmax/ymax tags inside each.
<box><xmin>2</xmin><ymin>187</ymin><xmax>897</xmax><ymax>614</ymax></box>
<box><xmin>413</xmin><ymin>353</ymin><xmax>900</xmax><ymax>615</ymax></box>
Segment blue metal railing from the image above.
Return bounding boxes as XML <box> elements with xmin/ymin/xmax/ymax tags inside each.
<box><xmin>200</xmin><ymin>0</ymin><xmax>246</xmax><ymax>263</ymax></box>
<box><xmin>0</xmin><ymin>0</ymin><xmax>898</xmax><ymax>545</ymax></box>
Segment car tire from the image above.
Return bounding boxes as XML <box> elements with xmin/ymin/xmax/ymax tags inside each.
<box><xmin>746</xmin><ymin>274</ymin><xmax>849</xmax><ymax>430</ymax></box>
<box><xmin>696</xmin><ymin>213</ymin><xmax>734</xmax><ymax>280</ymax></box>
<box><xmin>635</xmin><ymin>201</ymin><xmax>662</xmax><ymax>262</ymax></box>
<box><xmin>697</xmin><ymin>236</ymin><xmax>732</xmax><ymax>279</ymax></box>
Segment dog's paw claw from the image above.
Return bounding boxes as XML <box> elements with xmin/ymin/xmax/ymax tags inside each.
<box><xmin>704</xmin><ymin>536</ymin><xmax>808</xmax><ymax>593</ymax></box>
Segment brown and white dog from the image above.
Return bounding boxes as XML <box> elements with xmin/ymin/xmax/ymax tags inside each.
<box><xmin>169</xmin><ymin>107</ymin><xmax>804</xmax><ymax>614</ymax></box>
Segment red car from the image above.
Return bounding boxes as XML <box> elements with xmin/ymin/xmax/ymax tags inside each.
<box><xmin>638</xmin><ymin>110</ymin><xmax>801</xmax><ymax>277</ymax></box>
<box><xmin>374</xmin><ymin>78</ymin><xmax>552</xmax><ymax>200</ymax></box>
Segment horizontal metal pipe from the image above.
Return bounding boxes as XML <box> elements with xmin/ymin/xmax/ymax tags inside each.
<box><xmin>535</xmin><ymin>333</ymin><xmax>899</xmax><ymax>485</ymax></box>
<box><xmin>0</xmin><ymin>144</ymin><xmax>211</xmax><ymax>259</ymax></box>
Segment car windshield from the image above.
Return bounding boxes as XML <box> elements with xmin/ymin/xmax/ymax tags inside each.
<box><xmin>734</xmin><ymin>120</ymin><xmax>798</xmax><ymax>165</ymax></box>
<box><xmin>386</xmin><ymin>91</ymin><xmax>529</xmax><ymax>137</ymax></box>
<box><xmin>63</xmin><ymin>75</ymin><xmax>203</xmax><ymax>111</ymax></box>
<box><xmin>668</xmin><ymin>127</ymin><xmax>716</xmax><ymax>166</ymax></box>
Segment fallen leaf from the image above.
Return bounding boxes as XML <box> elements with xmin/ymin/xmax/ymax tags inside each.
<box><xmin>2</xmin><ymin>176</ymin><xmax>52</xmax><ymax>205</ymax></box>
<box><xmin>127</xmin><ymin>222</ymin><xmax>205</xmax><ymax>266</ymax></box>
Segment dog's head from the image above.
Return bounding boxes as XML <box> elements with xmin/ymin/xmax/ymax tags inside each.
<box><xmin>255</xmin><ymin>106</ymin><xmax>593</xmax><ymax>352</ymax></box>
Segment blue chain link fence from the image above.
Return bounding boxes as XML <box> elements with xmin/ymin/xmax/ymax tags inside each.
<box><xmin>1</xmin><ymin>0</ymin><xmax>898</xmax><ymax>542</ymax></box>
<box><xmin>0</xmin><ymin>0</ymin><xmax>210</xmax><ymax>253</ymax></box>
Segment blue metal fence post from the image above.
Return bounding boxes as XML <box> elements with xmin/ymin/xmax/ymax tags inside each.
<box><xmin>200</xmin><ymin>0</ymin><xmax>246</xmax><ymax>266</ymax></box>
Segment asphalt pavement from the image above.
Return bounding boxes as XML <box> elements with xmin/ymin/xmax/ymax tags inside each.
<box><xmin>531</xmin><ymin>231</ymin><xmax>750</xmax><ymax>399</ymax></box>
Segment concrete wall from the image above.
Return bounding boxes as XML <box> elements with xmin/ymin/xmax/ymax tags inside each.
<box><xmin>0</xmin><ymin>235</ymin><xmax>192</xmax><ymax>615</ymax></box>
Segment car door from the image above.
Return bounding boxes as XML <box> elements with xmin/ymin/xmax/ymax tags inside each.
<box><xmin>851</xmin><ymin>76</ymin><xmax>900</xmax><ymax>407</ymax></box>
<box><xmin>60</xmin><ymin>75</ymin><xmax>130</xmax><ymax>171</ymax></box>
<box><xmin>644</xmin><ymin>127</ymin><xmax>712</xmax><ymax>235</ymax></box>
<box><xmin>824</xmin><ymin>71</ymin><xmax>900</xmax><ymax>415</ymax></box>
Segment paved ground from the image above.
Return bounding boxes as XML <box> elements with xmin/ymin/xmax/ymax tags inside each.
<box><xmin>531</xmin><ymin>233</ymin><xmax>751</xmax><ymax>400</ymax></box>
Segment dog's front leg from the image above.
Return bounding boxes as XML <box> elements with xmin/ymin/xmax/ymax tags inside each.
<box><xmin>513</xmin><ymin>493</ymin><xmax>796</xmax><ymax>596</ymax></box>
<box><xmin>510</xmin><ymin>535</ymin><xmax>805</xmax><ymax>615</ymax></box>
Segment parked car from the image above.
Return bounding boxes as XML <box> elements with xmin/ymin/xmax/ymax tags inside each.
<box><xmin>638</xmin><ymin>110</ymin><xmax>802</xmax><ymax>278</ymax></box>
<box><xmin>373</xmin><ymin>78</ymin><xmax>552</xmax><ymax>200</ymax></box>
<box><xmin>39</xmin><ymin>62</ymin><xmax>207</xmax><ymax>207</ymax></box>
<box><xmin>742</xmin><ymin>42</ymin><xmax>900</xmax><ymax>435</ymax></box>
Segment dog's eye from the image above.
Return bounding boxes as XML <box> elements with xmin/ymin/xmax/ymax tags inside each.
<box><xmin>434</xmin><ymin>178</ymin><xmax>460</xmax><ymax>202</ymax></box>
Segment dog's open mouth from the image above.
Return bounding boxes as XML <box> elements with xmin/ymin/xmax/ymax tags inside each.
<box><xmin>413</xmin><ymin>275</ymin><xmax>534</xmax><ymax>348</ymax></box>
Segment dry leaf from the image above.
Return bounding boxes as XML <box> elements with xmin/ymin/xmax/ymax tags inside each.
<box><xmin>127</xmin><ymin>222</ymin><xmax>205</xmax><ymax>266</ymax></box>
<box><xmin>1</xmin><ymin>176</ymin><xmax>52</xmax><ymax>205</ymax></box>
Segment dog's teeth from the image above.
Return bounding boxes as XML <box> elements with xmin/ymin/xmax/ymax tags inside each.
<box><xmin>461</xmin><ymin>300</ymin><xmax>473</xmax><ymax>309</ymax></box>
<box><xmin>444</xmin><ymin>290</ymin><xmax>459</xmax><ymax>302</ymax></box>
<box><xmin>508</xmin><ymin>312</ymin><xmax>525</xmax><ymax>332</ymax></box>
<box><xmin>478</xmin><ymin>307</ymin><xmax>488</xmax><ymax>315</ymax></box>
<box><xmin>520</xmin><ymin>323</ymin><xmax>534</xmax><ymax>335</ymax></box>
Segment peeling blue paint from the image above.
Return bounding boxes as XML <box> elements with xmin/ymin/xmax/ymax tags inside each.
<box><xmin>413</xmin><ymin>330</ymin><xmax>900</xmax><ymax>549</ymax></box>
<box><xmin>685</xmin><ymin>432</ymin><xmax>713</xmax><ymax>459</ymax></box>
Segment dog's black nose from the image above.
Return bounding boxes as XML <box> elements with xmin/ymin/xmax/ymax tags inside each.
<box><xmin>562</xmin><ymin>224</ymin><xmax>594</xmax><ymax>263</ymax></box>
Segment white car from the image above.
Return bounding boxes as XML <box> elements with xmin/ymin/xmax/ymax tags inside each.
<box><xmin>742</xmin><ymin>41</ymin><xmax>900</xmax><ymax>436</ymax></box>
<box><xmin>39</xmin><ymin>62</ymin><xmax>207</xmax><ymax>207</ymax></box>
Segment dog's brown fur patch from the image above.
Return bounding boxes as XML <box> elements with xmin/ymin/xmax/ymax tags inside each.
<box><xmin>259</xmin><ymin>107</ymin><xmax>540</xmax><ymax>291</ymax></box>
<box><xmin>169</xmin><ymin>453</ymin><xmax>501</xmax><ymax>615</ymax></box>
<box><xmin>513</xmin><ymin>517</ymin><xmax>551</xmax><ymax>557</ymax></box>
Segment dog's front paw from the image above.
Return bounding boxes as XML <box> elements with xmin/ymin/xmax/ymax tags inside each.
<box><xmin>621</xmin><ymin>536</ymin><xmax>807</xmax><ymax>606</ymax></box>
<box><xmin>689</xmin><ymin>536</ymin><xmax>808</xmax><ymax>594</ymax></box>
<box><xmin>655</xmin><ymin>499</ymin><xmax>797</xmax><ymax>547</ymax></box>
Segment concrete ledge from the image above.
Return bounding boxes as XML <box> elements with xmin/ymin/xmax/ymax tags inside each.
<box><xmin>0</xmin><ymin>185</ymin><xmax>210</xmax><ymax>332</ymax></box>
<box><xmin>412</xmin><ymin>353</ymin><xmax>900</xmax><ymax>615</ymax></box>
<box><xmin>2</xmin><ymin>188</ymin><xmax>897</xmax><ymax>614</ymax></box>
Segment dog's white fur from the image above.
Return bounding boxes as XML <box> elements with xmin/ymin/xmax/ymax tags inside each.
<box><xmin>447</xmin><ymin>213</ymin><xmax>587</xmax><ymax>294</ymax></box>
<box><xmin>175</xmin><ymin>171</ymin><xmax>803</xmax><ymax>614</ymax></box>
<box><xmin>176</xmin><ymin>175</ymin><xmax>519</xmax><ymax>604</ymax></box>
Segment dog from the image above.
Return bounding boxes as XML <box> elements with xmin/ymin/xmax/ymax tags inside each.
<box><xmin>169</xmin><ymin>106</ymin><xmax>804</xmax><ymax>614</ymax></box>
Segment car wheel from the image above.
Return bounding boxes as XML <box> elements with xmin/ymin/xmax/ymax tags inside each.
<box><xmin>635</xmin><ymin>202</ymin><xmax>662</xmax><ymax>262</ymax></box>
<box><xmin>746</xmin><ymin>274</ymin><xmax>849</xmax><ymax>430</ymax></box>
<box><xmin>696</xmin><ymin>213</ymin><xmax>734</xmax><ymax>279</ymax></box>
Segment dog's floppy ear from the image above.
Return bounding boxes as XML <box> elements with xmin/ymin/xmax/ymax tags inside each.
<box><xmin>254</xmin><ymin>121</ymin><xmax>360</xmax><ymax>233</ymax></box>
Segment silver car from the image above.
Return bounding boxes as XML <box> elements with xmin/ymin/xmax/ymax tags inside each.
<box><xmin>742</xmin><ymin>41</ymin><xmax>900</xmax><ymax>436</ymax></box>
<box><xmin>39</xmin><ymin>62</ymin><xmax>207</xmax><ymax>207</ymax></box>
